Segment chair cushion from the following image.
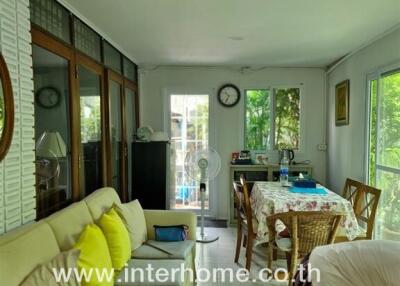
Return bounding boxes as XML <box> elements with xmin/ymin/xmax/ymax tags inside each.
<box><xmin>20</xmin><ymin>249</ymin><xmax>80</xmax><ymax>286</ymax></box>
<box><xmin>114</xmin><ymin>200</ymin><xmax>147</xmax><ymax>250</ymax></box>
<box><xmin>99</xmin><ymin>208</ymin><xmax>131</xmax><ymax>270</ymax></box>
<box><xmin>0</xmin><ymin>221</ymin><xmax>60</xmax><ymax>286</ymax></box>
<box><xmin>276</xmin><ymin>237</ymin><xmax>292</xmax><ymax>251</ymax></box>
<box><xmin>73</xmin><ymin>224</ymin><xmax>113</xmax><ymax>286</ymax></box>
<box><xmin>45</xmin><ymin>201</ymin><xmax>94</xmax><ymax>251</ymax></box>
<box><xmin>336</xmin><ymin>226</ymin><xmax>367</xmax><ymax>238</ymax></box>
<box><xmin>84</xmin><ymin>187</ymin><xmax>122</xmax><ymax>222</ymax></box>
<box><xmin>132</xmin><ymin>240</ymin><xmax>195</xmax><ymax>260</ymax></box>
<box><xmin>115</xmin><ymin>259</ymin><xmax>186</xmax><ymax>286</ymax></box>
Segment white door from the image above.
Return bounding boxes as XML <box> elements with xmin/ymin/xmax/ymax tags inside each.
<box><xmin>165</xmin><ymin>92</ymin><xmax>215</xmax><ymax>215</ymax></box>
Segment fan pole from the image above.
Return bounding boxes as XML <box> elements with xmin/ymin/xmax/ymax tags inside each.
<box><xmin>197</xmin><ymin>182</ymin><xmax>219</xmax><ymax>243</ymax></box>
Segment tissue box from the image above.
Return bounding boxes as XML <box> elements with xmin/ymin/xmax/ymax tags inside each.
<box><xmin>293</xmin><ymin>179</ymin><xmax>316</xmax><ymax>188</ymax></box>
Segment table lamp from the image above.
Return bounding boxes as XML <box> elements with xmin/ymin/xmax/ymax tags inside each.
<box><xmin>36</xmin><ymin>131</ymin><xmax>67</xmax><ymax>190</ymax></box>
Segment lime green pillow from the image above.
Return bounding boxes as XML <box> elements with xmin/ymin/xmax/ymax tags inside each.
<box><xmin>73</xmin><ymin>224</ymin><xmax>113</xmax><ymax>286</ymax></box>
<box><xmin>99</xmin><ymin>208</ymin><xmax>131</xmax><ymax>271</ymax></box>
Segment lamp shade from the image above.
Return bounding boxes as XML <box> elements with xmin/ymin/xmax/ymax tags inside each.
<box><xmin>36</xmin><ymin>131</ymin><xmax>67</xmax><ymax>158</ymax></box>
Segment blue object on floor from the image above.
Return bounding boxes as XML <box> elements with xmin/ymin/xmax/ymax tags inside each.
<box><xmin>289</xmin><ymin>186</ymin><xmax>327</xmax><ymax>195</ymax></box>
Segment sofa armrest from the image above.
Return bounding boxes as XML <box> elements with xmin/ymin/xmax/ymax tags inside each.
<box><xmin>144</xmin><ymin>210</ymin><xmax>197</xmax><ymax>241</ymax></box>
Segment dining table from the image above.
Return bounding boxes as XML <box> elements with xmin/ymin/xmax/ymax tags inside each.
<box><xmin>250</xmin><ymin>181</ymin><xmax>361</xmax><ymax>243</ymax></box>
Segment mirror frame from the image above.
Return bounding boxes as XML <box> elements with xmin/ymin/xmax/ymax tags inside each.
<box><xmin>0</xmin><ymin>53</ymin><xmax>14</xmax><ymax>162</ymax></box>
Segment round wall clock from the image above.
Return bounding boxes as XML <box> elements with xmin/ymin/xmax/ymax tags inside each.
<box><xmin>217</xmin><ymin>84</ymin><xmax>240</xmax><ymax>107</ymax></box>
<box><xmin>35</xmin><ymin>87</ymin><xmax>61</xmax><ymax>109</ymax></box>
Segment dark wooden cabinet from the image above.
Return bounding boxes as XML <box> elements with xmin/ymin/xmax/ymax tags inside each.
<box><xmin>131</xmin><ymin>141</ymin><xmax>169</xmax><ymax>209</ymax></box>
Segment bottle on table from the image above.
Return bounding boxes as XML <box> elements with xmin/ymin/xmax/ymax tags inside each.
<box><xmin>280</xmin><ymin>153</ymin><xmax>289</xmax><ymax>187</ymax></box>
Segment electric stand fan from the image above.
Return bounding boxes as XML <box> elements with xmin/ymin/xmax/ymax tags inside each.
<box><xmin>184</xmin><ymin>148</ymin><xmax>221</xmax><ymax>243</ymax></box>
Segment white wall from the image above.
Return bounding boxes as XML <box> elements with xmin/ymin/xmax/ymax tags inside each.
<box><xmin>327</xmin><ymin>27</ymin><xmax>400</xmax><ymax>193</ymax></box>
<box><xmin>0</xmin><ymin>0</ymin><xmax>36</xmax><ymax>233</ymax></box>
<box><xmin>140</xmin><ymin>66</ymin><xmax>326</xmax><ymax>219</ymax></box>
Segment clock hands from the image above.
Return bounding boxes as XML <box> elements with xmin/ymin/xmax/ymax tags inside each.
<box><xmin>224</xmin><ymin>91</ymin><xmax>231</xmax><ymax>103</ymax></box>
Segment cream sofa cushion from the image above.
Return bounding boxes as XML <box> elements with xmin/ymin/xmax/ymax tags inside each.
<box><xmin>114</xmin><ymin>200</ymin><xmax>147</xmax><ymax>250</ymax></box>
<box><xmin>311</xmin><ymin>240</ymin><xmax>400</xmax><ymax>286</ymax></box>
<box><xmin>132</xmin><ymin>240</ymin><xmax>195</xmax><ymax>260</ymax></box>
<box><xmin>0</xmin><ymin>221</ymin><xmax>60</xmax><ymax>286</ymax></box>
<box><xmin>45</xmin><ymin>201</ymin><xmax>94</xmax><ymax>251</ymax></box>
<box><xmin>84</xmin><ymin>187</ymin><xmax>121</xmax><ymax>222</ymax></box>
<box><xmin>20</xmin><ymin>249</ymin><xmax>80</xmax><ymax>286</ymax></box>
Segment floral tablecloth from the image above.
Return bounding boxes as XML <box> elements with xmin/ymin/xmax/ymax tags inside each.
<box><xmin>250</xmin><ymin>182</ymin><xmax>361</xmax><ymax>242</ymax></box>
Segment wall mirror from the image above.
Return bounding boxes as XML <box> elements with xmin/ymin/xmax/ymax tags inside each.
<box><xmin>0</xmin><ymin>53</ymin><xmax>14</xmax><ymax>161</ymax></box>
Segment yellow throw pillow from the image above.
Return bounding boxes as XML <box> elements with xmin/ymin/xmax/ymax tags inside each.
<box><xmin>99</xmin><ymin>208</ymin><xmax>131</xmax><ymax>271</ymax></box>
<box><xmin>73</xmin><ymin>224</ymin><xmax>113</xmax><ymax>286</ymax></box>
<box><xmin>114</xmin><ymin>200</ymin><xmax>147</xmax><ymax>250</ymax></box>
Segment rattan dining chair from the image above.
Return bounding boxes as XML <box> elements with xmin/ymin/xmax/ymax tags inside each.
<box><xmin>336</xmin><ymin>183</ymin><xmax>381</xmax><ymax>242</ymax></box>
<box><xmin>267</xmin><ymin>211</ymin><xmax>344</xmax><ymax>285</ymax></box>
<box><xmin>232</xmin><ymin>175</ymin><xmax>257</xmax><ymax>270</ymax></box>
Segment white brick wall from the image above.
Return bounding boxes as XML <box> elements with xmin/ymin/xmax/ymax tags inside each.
<box><xmin>0</xmin><ymin>0</ymin><xmax>35</xmax><ymax>234</ymax></box>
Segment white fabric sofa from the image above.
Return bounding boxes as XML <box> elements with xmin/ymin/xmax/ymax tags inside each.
<box><xmin>310</xmin><ymin>240</ymin><xmax>400</xmax><ymax>286</ymax></box>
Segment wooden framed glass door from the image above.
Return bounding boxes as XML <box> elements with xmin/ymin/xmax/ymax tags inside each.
<box><xmin>76</xmin><ymin>53</ymin><xmax>107</xmax><ymax>197</ymax></box>
<box><xmin>106</xmin><ymin>69</ymin><xmax>127</xmax><ymax>201</ymax></box>
<box><xmin>31</xmin><ymin>17</ymin><xmax>140</xmax><ymax>216</ymax></box>
<box><xmin>124</xmin><ymin>80</ymin><xmax>139</xmax><ymax>201</ymax></box>
<box><xmin>31</xmin><ymin>29</ymin><xmax>77</xmax><ymax>217</ymax></box>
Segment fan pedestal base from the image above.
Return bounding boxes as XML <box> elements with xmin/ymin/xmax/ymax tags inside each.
<box><xmin>196</xmin><ymin>232</ymin><xmax>219</xmax><ymax>243</ymax></box>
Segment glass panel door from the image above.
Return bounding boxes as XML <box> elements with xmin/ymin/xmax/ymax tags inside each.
<box><xmin>125</xmin><ymin>87</ymin><xmax>136</xmax><ymax>201</ymax></box>
<box><xmin>168</xmin><ymin>94</ymin><xmax>209</xmax><ymax>211</ymax></box>
<box><xmin>78</xmin><ymin>65</ymin><xmax>103</xmax><ymax>196</ymax></box>
<box><xmin>109</xmin><ymin>80</ymin><xmax>122</xmax><ymax>193</ymax></box>
<box><xmin>33</xmin><ymin>45</ymin><xmax>72</xmax><ymax>218</ymax></box>
<box><xmin>368</xmin><ymin>70</ymin><xmax>400</xmax><ymax>240</ymax></box>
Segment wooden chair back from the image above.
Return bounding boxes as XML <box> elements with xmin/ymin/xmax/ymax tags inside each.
<box><xmin>353</xmin><ymin>184</ymin><xmax>381</xmax><ymax>239</ymax></box>
<box><xmin>232</xmin><ymin>181</ymin><xmax>246</xmax><ymax>222</ymax></box>
<box><xmin>239</xmin><ymin>175</ymin><xmax>253</xmax><ymax>221</ymax></box>
<box><xmin>267</xmin><ymin>211</ymin><xmax>344</xmax><ymax>256</ymax></box>
<box><xmin>342</xmin><ymin>178</ymin><xmax>364</xmax><ymax>211</ymax></box>
<box><xmin>232</xmin><ymin>175</ymin><xmax>254</xmax><ymax>232</ymax></box>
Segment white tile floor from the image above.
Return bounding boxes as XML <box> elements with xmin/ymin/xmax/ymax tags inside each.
<box><xmin>195</xmin><ymin>227</ymin><xmax>288</xmax><ymax>285</ymax></box>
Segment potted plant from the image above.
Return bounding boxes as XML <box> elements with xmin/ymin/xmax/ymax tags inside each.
<box><xmin>382</xmin><ymin>182</ymin><xmax>400</xmax><ymax>241</ymax></box>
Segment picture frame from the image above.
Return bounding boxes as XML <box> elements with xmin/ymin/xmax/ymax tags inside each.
<box><xmin>335</xmin><ymin>79</ymin><xmax>350</xmax><ymax>126</ymax></box>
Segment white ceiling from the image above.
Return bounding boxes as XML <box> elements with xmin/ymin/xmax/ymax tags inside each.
<box><xmin>63</xmin><ymin>0</ymin><xmax>400</xmax><ymax>67</ymax></box>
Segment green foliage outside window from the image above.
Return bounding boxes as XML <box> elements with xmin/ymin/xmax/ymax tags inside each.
<box><xmin>274</xmin><ymin>88</ymin><xmax>300</xmax><ymax>149</ymax></box>
<box><xmin>245</xmin><ymin>90</ymin><xmax>270</xmax><ymax>150</ymax></box>
<box><xmin>245</xmin><ymin>88</ymin><xmax>300</xmax><ymax>151</ymax></box>
<box><xmin>368</xmin><ymin>72</ymin><xmax>400</xmax><ymax>236</ymax></box>
<box><xmin>368</xmin><ymin>79</ymin><xmax>377</xmax><ymax>185</ymax></box>
<box><xmin>377</xmin><ymin>72</ymin><xmax>400</xmax><ymax>169</ymax></box>
<box><xmin>80</xmin><ymin>97</ymin><xmax>101</xmax><ymax>142</ymax></box>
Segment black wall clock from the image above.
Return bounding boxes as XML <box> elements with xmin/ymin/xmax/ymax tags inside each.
<box><xmin>217</xmin><ymin>84</ymin><xmax>240</xmax><ymax>107</ymax></box>
<box><xmin>35</xmin><ymin>86</ymin><xmax>61</xmax><ymax>109</ymax></box>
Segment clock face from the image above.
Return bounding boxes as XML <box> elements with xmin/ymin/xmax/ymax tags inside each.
<box><xmin>218</xmin><ymin>84</ymin><xmax>240</xmax><ymax>107</ymax></box>
<box><xmin>36</xmin><ymin>87</ymin><xmax>61</xmax><ymax>109</ymax></box>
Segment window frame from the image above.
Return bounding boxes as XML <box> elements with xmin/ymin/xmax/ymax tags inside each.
<box><xmin>365</xmin><ymin>62</ymin><xmax>400</xmax><ymax>184</ymax></box>
<box><xmin>243</xmin><ymin>85</ymin><xmax>305</xmax><ymax>154</ymax></box>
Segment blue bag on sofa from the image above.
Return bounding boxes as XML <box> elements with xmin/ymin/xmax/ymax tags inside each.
<box><xmin>154</xmin><ymin>225</ymin><xmax>189</xmax><ymax>242</ymax></box>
